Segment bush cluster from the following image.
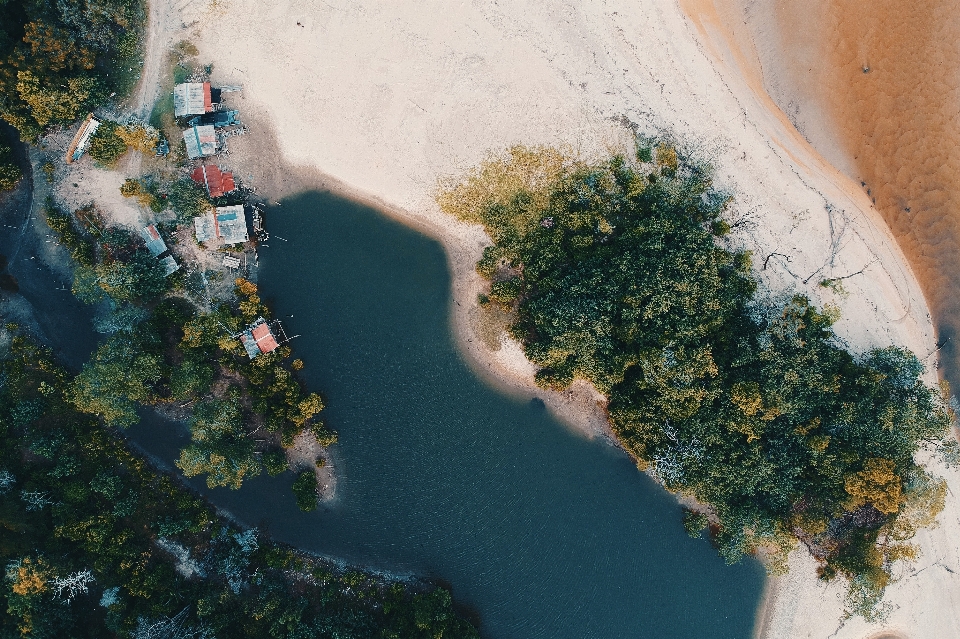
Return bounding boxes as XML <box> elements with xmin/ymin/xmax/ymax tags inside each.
<box><xmin>166</xmin><ymin>177</ymin><xmax>211</xmax><ymax>222</ymax></box>
<box><xmin>43</xmin><ymin>200</ymin><xmax>95</xmax><ymax>266</ymax></box>
<box><xmin>50</xmin><ymin>209</ymin><xmax>332</xmax><ymax>497</ymax></box>
<box><xmin>292</xmin><ymin>471</ymin><xmax>318</xmax><ymax>512</ymax></box>
<box><xmin>439</xmin><ymin>141</ymin><xmax>954</xmax><ymax>617</ymax></box>
<box><xmin>119</xmin><ymin>177</ymin><xmax>165</xmax><ymax>212</ymax></box>
<box><xmin>87</xmin><ymin>121</ymin><xmax>128</xmax><ymax>166</ymax></box>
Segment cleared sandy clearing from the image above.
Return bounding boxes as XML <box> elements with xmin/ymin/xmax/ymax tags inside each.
<box><xmin>132</xmin><ymin>0</ymin><xmax>960</xmax><ymax>636</ymax></box>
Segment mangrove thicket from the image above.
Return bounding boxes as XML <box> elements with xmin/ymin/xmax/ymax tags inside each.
<box><xmin>438</xmin><ymin>142</ymin><xmax>954</xmax><ymax>618</ymax></box>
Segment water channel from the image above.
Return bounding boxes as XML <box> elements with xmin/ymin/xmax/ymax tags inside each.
<box><xmin>168</xmin><ymin>191</ymin><xmax>763</xmax><ymax>638</ymax></box>
<box><xmin>3</xmin><ymin>179</ymin><xmax>765</xmax><ymax>638</ymax></box>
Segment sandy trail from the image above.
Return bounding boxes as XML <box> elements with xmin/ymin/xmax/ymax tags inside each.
<box><xmin>131</xmin><ymin>0</ymin><xmax>167</xmax><ymax>120</ymax></box>
<box><xmin>131</xmin><ymin>0</ymin><xmax>957</xmax><ymax>636</ymax></box>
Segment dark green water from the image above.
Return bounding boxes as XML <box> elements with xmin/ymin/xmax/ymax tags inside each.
<box><xmin>144</xmin><ymin>191</ymin><xmax>766</xmax><ymax>638</ymax></box>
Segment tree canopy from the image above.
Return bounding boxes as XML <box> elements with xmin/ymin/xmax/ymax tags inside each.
<box><xmin>177</xmin><ymin>392</ymin><xmax>262</xmax><ymax>490</ymax></box>
<box><xmin>70</xmin><ymin>227</ymin><xmax>168</xmax><ymax>304</ymax></box>
<box><xmin>45</xmin><ymin>205</ymin><xmax>332</xmax><ymax>494</ymax></box>
<box><xmin>438</xmin><ymin>142</ymin><xmax>954</xmax><ymax>616</ymax></box>
<box><xmin>0</xmin><ymin>330</ymin><xmax>479</xmax><ymax>638</ymax></box>
<box><xmin>68</xmin><ymin>331</ymin><xmax>162</xmax><ymax>427</ymax></box>
<box><xmin>0</xmin><ymin>130</ymin><xmax>21</xmax><ymax>191</ymax></box>
<box><xmin>0</xmin><ymin>0</ymin><xmax>144</xmax><ymax>139</ymax></box>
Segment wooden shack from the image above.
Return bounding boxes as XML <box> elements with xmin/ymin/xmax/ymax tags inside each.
<box><xmin>191</xmin><ymin>164</ymin><xmax>236</xmax><ymax>197</ymax></box>
<box><xmin>173</xmin><ymin>82</ymin><xmax>214</xmax><ymax>117</ymax></box>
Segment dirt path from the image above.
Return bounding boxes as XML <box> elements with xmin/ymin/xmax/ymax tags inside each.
<box><xmin>133</xmin><ymin>0</ymin><xmax>176</xmax><ymax>120</ymax></box>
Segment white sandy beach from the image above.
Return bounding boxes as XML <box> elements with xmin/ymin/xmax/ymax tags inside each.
<box><xmin>133</xmin><ymin>0</ymin><xmax>960</xmax><ymax>636</ymax></box>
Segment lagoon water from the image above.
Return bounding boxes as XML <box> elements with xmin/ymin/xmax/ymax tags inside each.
<box><xmin>192</xmin><ymin>191</ymin><xmax>765</xmax><ymax>638</ymax></box>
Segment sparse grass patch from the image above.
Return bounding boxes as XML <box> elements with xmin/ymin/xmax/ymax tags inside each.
<box><xmin>120</xmin><ymin>177</ymin><xmax>165</xmax><ymax>212</ymax></box>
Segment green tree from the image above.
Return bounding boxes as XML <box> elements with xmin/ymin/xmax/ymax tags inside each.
<box><xmin>291</xmin><ymin>471</ymin><xmax>317</xmax><ymax>512</ymax></box>
<box><xmin>0</xmin><ymin>0</ymin><xmax>144</xmax><ymax>139</ymax></box>
<box><xmin>167</xmin><ymin>177</ymin><xmax>210</xmax><ymax>222</ymax></box>
<box><xmin>15</xmin><ymin>71</ymin><xmax>99</xmax><ymax>128</ymax></box>
<box><xmin>438</xmin><ymin>141</ymin><xmax>952</xmax><ymax>614</ymax></box>
<box><xmin>68</xmin><ymin>332</ymin><xmax>162</xmax><ymax>426</ymax></box>
<box><xmin>177</xmin><ymin>392</ymin><xmax>261</xmax><ymax>489</ymax></box>
<box><xmin>44</xmin><ymin>202</ymin><xmax>95</xmax><ymax>266</ymax></box>
<box><xmin>119</xmin><ymin>177</ymin><xmax>164</xmax><ymax>211</ymax></box>
<box><xmin>262</xmin><ymin>449</ymin><xmax>288</xmax><ymax>476</ymax></box>
<box><xmin>3</xmin><ymin>556</ymin><xmax>73</xmax><ymax>637</ymax></box>
<box><xmin>116</xmin><ymin>121</ymin><xmax>159</xmax><ymax>154</ymax></box>
<box><xmin>0</xmin><ymin>330</ymin><xmax>476</xmax><ymax>639</ymax></box>
<box><xmin>86</xmin><ymin>120</ymin><xmax>128</xmax><ymax>165</ymax></box>
<box><xmin>169</xmin><ymin>356</ymin><xmax>214</xmax><ymax>401</ymax></box>
<box><xmin>73</xmin><ymin>248</ymin><xmax>168</xmax><ymax>304</ymax></box>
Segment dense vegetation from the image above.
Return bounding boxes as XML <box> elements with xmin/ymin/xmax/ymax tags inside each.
<box><xmin>90</xmin><ymin>120</ymin><xmax>161</xmax><ymax>166</ymax></box>
<box><xmin>439</xmin><ymin>143</ymin><xmax>954</xmax><ymax>617</ymax></box>
<box><xmin>0</xmin><ymin>7</ymin><xmax>476</xmax><ymax>635</ymax></box>
<box><xmin>0</xmin><ymin>130</ymin><xmax>21</xmax><ymax>191</ymax></box>
<box><xmin>0</xmin><ymin>0</ymin><xmax>143</xmax><ymax>140</ymax></box>
<box><xmin>0</xmin><ymin>330</ymin><xmax>479</xmax><ymax>638</ymax></box>
<box><xmin>43</xmin><ymin>201</ymin><xmax>334</xmax><ymax>502</ymax></box>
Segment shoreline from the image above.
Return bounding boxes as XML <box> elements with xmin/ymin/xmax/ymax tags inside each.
<box><xmin>191</xmin><ymin>106</ymin><xmax>619</xmax><ymax>445</ymax></box>
<box><xmin>156</xmin><ymin>1</ymin><xmax>952</xmax><ymax>637</ymax></box>
<box><xmin>680</xmin><ymin>2</ymin><xmax>960</xmax><ymax>637</ymax></box>
<box><xmin>723</xmin><ymin>0</ymin><xmax>960</xmax><ymax>394</ymax></box>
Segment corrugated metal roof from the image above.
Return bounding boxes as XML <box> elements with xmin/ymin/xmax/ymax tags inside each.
<box><xmin>248</xmin><ymin>321</ymin><xmax>280</xmax><ymax>356</ymax></box>
<box><xmin>214</xmin><ymin>205</ymin><xmax>248</xmax><ymax>245</ymax></box>
<box><xmin>257</xmin><ymin>332</ymin><xmax>279</xmax><ymax>353</ymax></box>
<box><xmin>193</xmin><ymin>212</ymin><xmax>217</xmax><ymax>243</ymax></box>
<box><xmin>221</xmin><ymin>171</ymin><xmax>236</xmax><ymax>195</ymax></box>
<box><xmin>239</xmin><ymin>318</ymin><xmax>284</xmax><ymax>359</ymax></box>
<box><xmin>173</xmin><ymin>82</ymin><xmax>213</xmax><ymax>117</ymax></box>
<box><xmin>139</xmin><ymin>224</ymin><xmax>168</xmax><ymax>257</ymax></box>
<box><xmin>191</xmin><ymin>165</ymin><xmax>236</xmax><ymax>198</ymax></box>
<box><xmin>183</xmin><ymin>124</ymin><xmax>217</xmax><ymax>159</ymax></box>
<box><xmin>239</xmin><ymin>329</ymin><xmax>261</xmax><ymax>359</ymax></box>
<box><xmin>195</xmin><ymin>206</ymin><xmax>248</xmax><ymax>245</ymax></box>
<box><xmin>160</xmin><ymin>255</ymin><xmax>180</xmax><ymax>276</ymax></box>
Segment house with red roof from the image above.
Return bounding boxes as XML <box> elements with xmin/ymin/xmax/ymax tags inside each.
<box><xmin>191</xmin><ymin>164</ymin><xmax>236</xmax><ymax>197</ymax></box>
<box><xmin>238</xmin><ymin>317</ymin><xmax>285</xmax><ymax>359</ymax></box>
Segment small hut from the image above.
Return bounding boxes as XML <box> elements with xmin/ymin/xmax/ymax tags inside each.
<box><xmin>193</xmin><ymin>205</ymin><xmax>248</xmax><ymax>245</ymax></box>
<box><xmin>159</xmin><ymin>255</ymin><xmax>180</xmax><ymax>276</ymax></box>
<box><xmin>183</xmin><ymin>124</ymin><xmax>217</xmax><ymax>159</ymax></box>
<box><xmin>173</xmin><ymin>82</ymin><xmax>214</xmax><ymax>117</ymax></box>
<box><xmin>138</xmin><ymin>225</ymin><xmax>180</xmax><ymax>276</ymax></box>
<box><xmin>238</xmin><ymin>317</ymin><xmax>286</xmax><ymax>359</ymax></box>
<box><xmin>139</xmin><ymin>224</ymin><xmax>168</xmax><ymax>257</ymax></box>
<box><xmin>190</xmin><ymin>164</ymin><xmax>236</xmax><ymax>198</ymax></box>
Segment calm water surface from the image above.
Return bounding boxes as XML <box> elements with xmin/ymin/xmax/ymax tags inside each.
<box><xmin>139</xmin><ymin>191</ymin><xmax>765</xmax><ymax>638</ymax></box>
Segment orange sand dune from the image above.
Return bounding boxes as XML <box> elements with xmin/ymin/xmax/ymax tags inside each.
<box><xmin>729</xmin><ymin>0</ymin><xmax>960</xmax><ymax>387</ymax></box>
<box><xmin>679</xmin><ymin>2</ymin><xmax>960</xmax><ymax>637</ymax></box>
